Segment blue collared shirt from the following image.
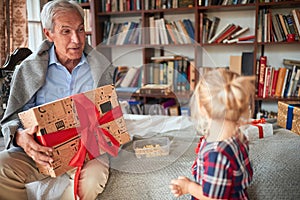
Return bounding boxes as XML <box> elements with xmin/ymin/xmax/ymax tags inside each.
<box><xmin>23</xmin><ymin>45</ymin><xmax>94</xmax><ymax>110</ymax></box>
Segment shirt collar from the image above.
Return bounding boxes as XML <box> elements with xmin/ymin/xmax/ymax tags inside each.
<box><xmin>48</xmin><ymin>45</ymin><xmax>87</xmax><ymax>67</ymax></box>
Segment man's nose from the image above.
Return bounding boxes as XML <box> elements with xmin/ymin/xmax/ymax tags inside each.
<box><xmin>71</xmin><ymin>31</ymin><xmax>80</xmax><ymax>43</ymax></box>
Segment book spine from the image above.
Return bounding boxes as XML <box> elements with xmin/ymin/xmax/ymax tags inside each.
<box><xmin>292</xmin><ymin>9</ymin><xmax>300</xmax><ymax>38</ymax></box>
<box><xmin>282</xmin><ymin>69</ymin><xmax>292</xmax><ymax>97</ymax></box>
<box><xmin>292</xmin><ymin>69</ymin><xmax>300</xmax><ymax>96</ymax></box>
<box><xmin>270</xmin><ymin>68</ymin><xmax>279</xmax><ymax>97</ymax></box>
<box><xmin>287</xmin><ymin>66</ymin><xmax>297</xmax><ymax>97</ymax></box>
<box><xmin>258</xmin><ymin>56</ymin><xmax>267</xmax><ymax>98</ymax></box>
<box><xmin>275</xmin><ymin>14</ymin><xmax>286</xmax><ymax>41</ymax></box>
<box><xmin>274</xmin><ymin>68</ymin><xmax>287</xmax><ymax>97</ymax></box>
<box><xmin>280</xmin><ymin>68</ymin><xmax>290</xmax><ymax>97</ymax></box>
<box><xmin>263</xmin><ymin>66</ymin><xmax>271</xmax><ymax>98</ymax></box>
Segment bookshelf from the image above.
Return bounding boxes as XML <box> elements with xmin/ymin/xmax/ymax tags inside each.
<box><xmin>82</xmin><ymin>0</ymin><xmax>300</xmax><ymax>116</ymax></box>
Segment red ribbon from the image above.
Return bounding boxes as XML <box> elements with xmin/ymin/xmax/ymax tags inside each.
<box><xmin>251</xmin><ymin>118</ymin><xmax>266</xmax><ymax>139</ymax></box>
<box><xmin>36</xmin><ymin>93</ymin><xmax>122</xmax><ymax>198</ymax></box>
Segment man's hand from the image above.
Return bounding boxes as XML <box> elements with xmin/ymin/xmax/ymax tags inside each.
<box><xmin>15</xmin><ymin>126</ymin><xmax>54</xmax><ymax>166</ymax></box>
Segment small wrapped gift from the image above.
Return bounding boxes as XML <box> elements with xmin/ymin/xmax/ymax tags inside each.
<box><xmin>277</xmin><ymin>101</ymin><xmax>300</xmax><ymax>135</ymax></box>
<box><xmin>241</xmin><ymin>119</ymin><xmax>273</xmax><ymax>141</ymax></box>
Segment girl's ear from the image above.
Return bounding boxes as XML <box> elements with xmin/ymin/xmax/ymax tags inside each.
<box><xmin>199</xmin><ymin>104</ymin><xmax>209</xmax><ymax>118</ymax></box>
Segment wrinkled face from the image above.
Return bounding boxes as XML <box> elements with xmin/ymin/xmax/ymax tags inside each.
<box><xmin>44</xmin><ymin>10</ymin><xmax>86</xmax><ymax>64</ymax></box>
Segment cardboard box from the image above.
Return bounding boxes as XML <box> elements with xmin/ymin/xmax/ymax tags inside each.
<box><xmin>19</xmin><ymin>85</ymin><xmax>131</xmax><ymax>177</ymax></box>
<box><xmin>277</xmin><ymin>101</ymin><xmax>300</xmax><ymax>135</ymax></box>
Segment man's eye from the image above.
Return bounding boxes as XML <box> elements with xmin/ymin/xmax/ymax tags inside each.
<box><xmin>62</xmin><ymin>29</ymin><xmax>70</xmax><ymax>34</ymax></box>
<box><xmin>78</xmin><ymin>27</ymin><xmax>85</xmax><ymax>33</ymax></box>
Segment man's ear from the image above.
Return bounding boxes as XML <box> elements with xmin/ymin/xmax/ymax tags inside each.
<box><xmin>43</xmin><ymin>28</ymin><xmax>53</xmax><ymax>42</ymax></box>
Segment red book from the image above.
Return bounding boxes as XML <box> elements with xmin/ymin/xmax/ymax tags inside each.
<box><xmin>258</xmin><ymin>56</ymin><xmax>267</xmax><ymax>98</ymax></box>
<box><xmin>226</xmin><ymin>35</ymin><xmax>255</xmax><ymax>43</ymax></box>
<box><xmin>238</xmin><ymin>35</ymin><xmax>255</xmax><ymax>41</ymax></box>
<box><xmin>263</xmin><ymin>66</ymin><xmax>272</xmax><ymax>98</ymax></box>
<box><xmin>270</xmin><ymin>69</ymin><xmax>279</xmax><ymax>96</ymax></box>
<box><xmin>215</xmin><ymin>24</ymin><xmax>237</xmax><ymax>43</ymax></box>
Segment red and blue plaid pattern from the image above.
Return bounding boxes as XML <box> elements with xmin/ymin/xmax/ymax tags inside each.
<box><xmin>192</xmin><ymin>136</ymin><xmax>253</xmax><ymax>200</ymax></box>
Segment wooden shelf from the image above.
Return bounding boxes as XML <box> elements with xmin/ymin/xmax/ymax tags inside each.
<box><xmin>84</xmin><ymin>1</ymin><xmax>300</xmax><ymax>116</ymax></box>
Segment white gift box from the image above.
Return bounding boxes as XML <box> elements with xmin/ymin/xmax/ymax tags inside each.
<box><xmin>240</xmin><ymin>122</ymin><xmax>273</xmax><ymax>141</ymax></box>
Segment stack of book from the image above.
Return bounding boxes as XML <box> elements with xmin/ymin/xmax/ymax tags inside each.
<box><xmin>256</xmin><ymin>57</ymin><xmax>300</xmax><ymax>98</ymax></box>
<box><xmin>202</xmin><ymin>15</ymin><xmax>254</xmax><ymax>44</ymax></box>
<box><xmin>149</xmin><ymin>17</ymin><xmax>195</xmax><ymax>45</ymax></box>
<box><xmin>103</xmin><ymin>21</ymin><xmax>141</xmax><ymax>45</ymax></box>
<box><xmin>114</xmin><ymin>66</ymin><xmax>143</xmax><ymax>93</ymax></box>
<box><xmin>257</xmin><ymin>8</ymin><xmax>300</xmax><ymax>43</ymax></box>
<box><xmin>148</xmin><ymin>55</ymin><xmax>196</xmax><ymax>92</ymax></box>
<box><xmin>199</xmin><ymin>0</ymin><xmax>255</xmax><ymax>6</ymax></box>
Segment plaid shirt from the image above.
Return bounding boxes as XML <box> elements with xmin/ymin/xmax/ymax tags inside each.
<box><xmin>192</xmin><ymin>136</ymin><xmax>253</xmax><ymax>200</ymax></box>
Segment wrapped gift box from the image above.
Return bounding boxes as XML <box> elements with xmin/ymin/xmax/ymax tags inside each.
<box><xmin>240</xmin><ymin>119</ymin><xmax>273</xmax><ymax>141</ymax></box>
<box><xmin>19</xmin><ymin>84</ymin><xmax>131</xmax><ymax>177</ymax></box>
<box><xmin>277</xmin><ymin>101</ymin><xmax>300</xmax><ymax>135</ymax></box>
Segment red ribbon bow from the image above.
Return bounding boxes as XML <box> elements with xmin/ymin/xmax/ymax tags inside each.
<box><xmin>250</xmin><ymin>118</ymin><xmax>266</xmax><ymax>139</ymax></box>
<box><xmin>37</xmin><ymin>93</ymin><xmax>122</xmax><ymax>198</ymax></box>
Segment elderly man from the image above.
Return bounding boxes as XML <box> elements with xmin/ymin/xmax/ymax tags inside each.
<box><xmin>0</xmin><ymin>0</ymin><xmax>114</xmax><ymax>199</ymax></box>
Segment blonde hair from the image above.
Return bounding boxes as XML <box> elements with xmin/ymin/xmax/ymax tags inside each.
<box><xmin>191</xmin><ymin>68</ymin><xmax>255</xmax><ymax>133</ymax></box>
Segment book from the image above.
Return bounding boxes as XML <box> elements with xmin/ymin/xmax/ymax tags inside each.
<box><xmin>278</xmin><ymin>14</ymin><xmax>289</xmax><ymax>40</ymax></box>
<box><xmin>283</xmin><ymin>14</ymin><xmax>292</xmax><ymax>35</ymax></box>
<box><xmin>114</xmin><ymin>65</ymin><xmax>129</xmax><ymax>85</ymax></box>
<box><xmin>287</xmin><ymin>65</ymin><xmax>297</xmax><ymax>97</ymax></box>
<box><xmin>129</xmin><ymin>67</ymin><xmax>142</xmax><ymax>87</ymax></box>
<box><xmin>159</xmin><ymin>18</ymin><xmax>169</xmax><ymax>44</ymax></box>
<box><xmin>215</xmin><ymin>24</ymin><xmax>241</xmax><ymax>44</ymax></box>
<box><xmin>139</xmin><ymin>84</ymin><xmax>171</xmax><ymax>95</ymax></box>
<box><xmin>229</xmin><ymin>55</ymin><xmax>242</xmax><ymax>75</ymax></box>
<box><xmin>149</xmin><ymin>16</ymin><xmax>156</xmax><ymax>44</ymax></box>
<box><xmin>203</xmin><ymin>16</ymin><xmax>212</xmax><ymax>43</ymax></box>
<box><xmin>167</xmin><ymin>61</ymin><xmax>174</xmax><ymax>89</ymax></box>
<box><xmin>263</xmin><ymin>66</ymin><xmax>272</xmax><ymax>98</ymax></box>
<box><xmin>283</xmin><ymin>59</ymin><xmax>300</xmax><ymax>67</ymax></box>
<box><xmin>270</xmin><ymin>68</ymin><xmax>279</xmax><ymax>97</ymax></box>
<box><xmin>257</xmin><ymin>9</ymin><xmax>263</xmax><ymax>42</ymax></box>
<box><xmin>188</xmin><ymin>60</ymin><xmax>196</xmax><ymax>91</ymax></box>
<box><xmin>207</xmin><ymin>16</ymin><xmax>221</xmax><ymax>41</ymax></box>
<box><xmin>159</xmin><ymin>62</ymin><xmax>167</xmax><ymax>84</ymax></box>
<box><xmin>292</xmin><ymin>9</ymin><xmax>300</xmax><ymax>39</ymax></box>
<box><xmin>286</xmin><ymin>14</ymin><xmax>298</xmax><ymax>39</ymax></box>
<box><xmin>226</xmin><ymin>35</ymin><xmax>255</xmax><ymax>44</ymax></box>
<box><xmin>171</xmin><ymin>21</ymin><xmax>184</xmax><ymax>44</ymax></box>
<box><xmin>281</xmin><ymin>68</ymin><xmax>290</xmax><ymax>97</ymax></box>
<box><xmin>151</xmin><ymin>55</ymin><xmax>183</xmax><ymax>61</ymax></box>
<box><xmin>177</xmin><ymin>20</ymin><xmax>191</xmax><ymax>44</ymax></box>
<box><xmin>258</xmin><ymin>56</ymin><xmax>267</xmax><ymax>98</ymax></box>
<box><xmin>165</xmin><ymin>22</ymin><xmax>178</xmax><ymax>44</ymax></box>
<box><xmin>292</xmin><ymin>69</ymin><xmax>300</xmax><ymax>96</ymax></box>
<box><xmin>183</xmin><ymin>19</ymin><xmax>195</xmax><ymax>42</ymax></box>
<box><xmin>241</xmin><ymin>52</ymin><xmax>254</xmax><ymax>76</ymax></box>
<box><xmin>208</xmin><ymin>23</ymin><xmax>232</xmax><ymax>44</ymax></box>
<box><xmin>274</xmin><ymin>67</ymin><xmax>287</xmax><ymax>97</ymax></box>
<box><xmin>228</xmin><ymin>26</ymin><xmax>249</xmax><ymax>39</ymax></box>
<box><xmin>120</xmin><ymin>67</ymin><xmax>139</xmax><ymax>87</ymax></box>
<box><xmin>272</xmin><ymin>14</ymin><xmax>284</xmax><ymax>42</ymax></box>
<box><xmin>274</xmin><ymin>13</ymin><xmax>286</xmax><ymax>41</ymax></box>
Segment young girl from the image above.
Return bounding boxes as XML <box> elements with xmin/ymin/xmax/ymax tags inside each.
<box><xmin>170</xmin><ymin>68</ymin><xmax>254</xmax><ymax>200</ymax></box>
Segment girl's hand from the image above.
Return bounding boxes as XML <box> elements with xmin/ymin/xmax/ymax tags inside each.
<box><xmin>169</xmin><ymin>176</ymin><xmax>191</xmax><ymax>197</ymax></box>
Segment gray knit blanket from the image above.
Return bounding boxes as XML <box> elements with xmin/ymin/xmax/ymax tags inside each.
<box><xmin>97</xmin><ymin>125</ymin><xmax>300</xmax><ymax>200</ymax></box>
